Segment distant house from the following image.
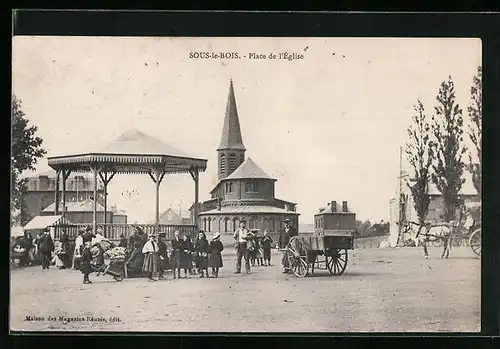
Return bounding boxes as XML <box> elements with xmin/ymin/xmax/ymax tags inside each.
<box><xmin>388</xmin><ymin>175</ymin><xmax>479</xmax><ymax>247</ymax></box>
<box><xmin>152</xmin><ymin>208</ymin><xmax>191</xmax><ymax>225</ymax></box>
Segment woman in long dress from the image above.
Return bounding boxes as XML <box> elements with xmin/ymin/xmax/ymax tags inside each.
<box><xmin>80</xmin><ymin>241</ymin><xmax>93</xmax><ymax>284</ymax></box>
<box><xmin>142</xmin><ymin>234</ymin><xmax>159</xmax><ymax>281</ymax></box>
<box><xmin>194</xmin><ymin>231</ymin><xmax>209</xmax><ymax>278</ymax></box>
<box><xmin>125</xmin><ymin>242</ymin><xmax>144</xmax><ymax>277</ymax></box>
<box><xmin>180</xmin><ymin>235</ymin><xmax>194</xmax><ymax>277</ymax></box>
<box><xmin>171</xmin><ymin>231</ymin><xmax>183</xmax><ymax>279</ymax></box>
<box><xmin>208</xmin><ymin>232</ymin><xmax>224</xmax><ymax>278</ymax></box>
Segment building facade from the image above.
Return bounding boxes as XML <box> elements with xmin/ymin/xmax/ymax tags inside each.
<box><xmin>22</xmin><ymin>170</ymin><xmax>127</xmax><ymax>225</ymax></box>
<box><xmin>22</xmin><ymin>170</ymin><xmax>105</xmax><ymax>224</ymax></box>
<box><xmin>194</xmin><ymin>80</ymin><xmax>299</xmax><ymax>234</ymax></box>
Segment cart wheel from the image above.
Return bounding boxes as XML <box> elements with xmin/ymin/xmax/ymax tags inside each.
<box><xmin>287</xmin><ymin>236</ymin><xmax>309</xmax><ymax>278</ymax></box>
<box><xmin>468</xmin><ymin>229</ymin><xmax>481</xmax><ymax>257</ymax></box>
<box><xmin>114</xmin><ymin>274</ymin><xmax>124</xmax><ymax>282</ymax></box>
<box><xmin>326</xmin><ymin>249</ymin><xmax>348</xmax><ymax>276</ymax></box>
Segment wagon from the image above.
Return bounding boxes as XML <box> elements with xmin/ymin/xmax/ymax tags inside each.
<box><xmin>284</xmin><ymin>200</ymin><xmax>356</xmax><ymax>278</ymax></box>
<box><xmin>468</xmin><ymin>226</ymin><xmax>481</xmax><ymax>257</ymax></box>
<box><xmin>284</xmin><ymin>233</ymin><xmax>354</xmax><ymax>278</ymax></box>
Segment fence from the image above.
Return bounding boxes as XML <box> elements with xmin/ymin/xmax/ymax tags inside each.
<box><xmin>53</xmin><ymin>223</ymin><xmax>198</xmax><ymax>243</ymax></box>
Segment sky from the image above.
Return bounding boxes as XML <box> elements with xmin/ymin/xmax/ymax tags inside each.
<box><xmin>12</xmin><ymin>37</ymin><xmax>481</xmax><ymax>224</ymax></box>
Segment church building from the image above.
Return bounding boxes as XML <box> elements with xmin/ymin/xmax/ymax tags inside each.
<box><xmin>194</xmin><ymin>80</ymin><xmax>299</xmax><ymax>235</ymax></box>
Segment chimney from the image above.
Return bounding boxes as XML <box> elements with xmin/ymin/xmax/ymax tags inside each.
<box><xmin>342</xmin><ymin>201</ymin><xmax>348</xmax><ymax>212</ymax></box>
<box><xmin>331</xmin><ymin>201</ymin><xmax>337</xmax><ymax>213</ymax></box>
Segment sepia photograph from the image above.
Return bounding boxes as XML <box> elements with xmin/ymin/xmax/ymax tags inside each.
<box><xmin>10</xmin><ymin>36</ymin><xmax>482</xmax><ymax>332</ymax></box>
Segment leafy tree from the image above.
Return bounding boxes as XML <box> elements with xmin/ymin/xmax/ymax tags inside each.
<box><xmin>467</xmin><ymin>66</ymin><xmax>482</xmax><ymax>196</ymax></box>
<box><xmin>430</xmin><ymin>76</ymin><xmax>467</xmax><ymax>222</ymax></box>
<box><xmin>11</xmin><ymin>95</ymin><xmax>46</xmax><ymax>225</ymax></box>
<box><xmin>405</xmin><ymin>99</ymin><xmax>433</xmax><ymax>237</ymax></box>
<box><xmin>358</xmin><ymin>220</ymin><xmax>372</xmax><ymax>237</ymax></box>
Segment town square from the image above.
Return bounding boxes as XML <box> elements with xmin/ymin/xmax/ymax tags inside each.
<box><xmin>11</xmin><ymin>36</ymin><xmax>481</xmax><ymax>333</ymax></box>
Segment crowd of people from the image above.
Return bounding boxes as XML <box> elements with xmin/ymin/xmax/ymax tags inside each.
<box><xmin>11</xmin><ymin>218</ymin><xmax>299</xmax><ymax>283</ymax></box>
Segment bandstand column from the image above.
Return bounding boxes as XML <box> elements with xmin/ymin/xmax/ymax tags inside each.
<box><xmin>93</xmin><ymin>166</ymin><xmax>98</xmax><ymax>235</ymax></box>
<box><xmin>190</xmin><ymin>168</ymin><xmax>200</xmax><ymax>228</ymax></box>
<box><xmin>148</xmin><ymin>168</ymin><xmax>166</xmax><ymax>236</ymax></box>
<box><xmin>98</xmin><ymin>169</ymin><xmax>116</xmax><ymax>237</ymax></box>
<box><xmin>61</xmin><ymin>169</ymin><xmax>71</xmax><ymax>220</ymax></box>
<box><xmin>54</xmin><ymin>170</ymin><xmax>60</xmax><ymax>215</ymax></box>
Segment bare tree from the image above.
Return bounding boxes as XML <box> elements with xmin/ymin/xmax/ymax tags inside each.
<box><xmin>467</xmin><ymin>66</ymin><xmax>482</xmax><ymax>197</ymax></box>
<box><xmin>430</xmin><ymin>76</ymin><xmax>467</xmax><ymax>222</ymax></box>
<box><xmin>405</xmin><ymin>99</ymin><xmax>433</xmax><ymax>237</ymax></box>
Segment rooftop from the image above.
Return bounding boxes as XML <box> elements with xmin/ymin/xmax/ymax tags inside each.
<box><xmin>199</xmin><ymin>205</ymin><xmax>300</xmax><ymax>215</ymax></box>
<box><xmin>43</xmin><ymin>198</ymin><xmax>106</xmax><ymax>213</ymax></box>
<box><xmin>218</xmin><ymin>80</ymin><xmax>245</xmax><ymax>151</ymax></box>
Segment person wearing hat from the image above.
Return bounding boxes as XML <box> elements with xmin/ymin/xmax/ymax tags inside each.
<box><xmin>73</xmin><ymin>229</ymin><xmax>85</xmax><ymax>269</ymax></box>
<box><xmin>157</xmin><ymin>233</ymin><xmax>168</xmax><ymax>280</ymax></box>
<box><xmin>38</xmin><ymin>227</ymin><xmax>55</xmax><ymax>270</ymax></box>
<box><xmin>233</xmin><ymin>219</ymin><xmax>254</xmax><ymax>274</ymax></box>
<box><xmin>208</xmin><ymin>232</ymin><xmax>224</xmax><ymax>278</ymax></box>
<box><xmin>278</xmin><ymin>218</ymin><xmax>298</xmax><ymax>273</ymax></box>
<box><xmin>80</xmin><ymin>240</ymin><xmax>94</xmax><ymax>284</ymax></box>
<box><xmin>194</xmin><ymin>231</ymin><xmax>210</xmax><ymax>278</ymax></box>
<box><xmin>260</xmin><ymin>230</ymin><xmax>274</xmax><ymax>266</ymax></box>
<box><xmin>142</xmin><ymin>233</ymin><xmax>159</xmax><ymax>281</ymax></box>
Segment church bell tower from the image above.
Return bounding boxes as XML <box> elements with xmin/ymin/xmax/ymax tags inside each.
<box><xmin>217</xmin><ymin>79</ymin><xmax>246</xmax><ymax>180</ymax></box>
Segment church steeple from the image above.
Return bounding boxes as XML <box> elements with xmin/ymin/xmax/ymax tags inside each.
<box><xmin>217</xmin><ymin>79</ymin><xmax>246</xmax><ymax>180</ymax></box>
<box><xmin>218</xmin><ymin>79</ymin><xmax>246</xmax><ymax>151</ymax></box>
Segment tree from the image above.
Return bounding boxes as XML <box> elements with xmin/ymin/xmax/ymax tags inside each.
<box><xmin>405</xmin><ymin>99</ymin><xmax>433</xmax><ymax>237</ymax></box>
<box><xmin>11</xmin><ymin>95</ymin><xmax>46</xmax><ymax>225</ymax></box>
<box><xmin>430</xmin><ymin>76</ymin><xmax>467</xmax><ymax>222</ymax></box>
<box><xmin>358</xmin><ymin>220</ymin><xmax>372</xmax><ymax>237</ymax></box>
<box><xmin>467</xmin><ymin>66</ymin><xmax>482</xmax><ymax>197</ymax></box>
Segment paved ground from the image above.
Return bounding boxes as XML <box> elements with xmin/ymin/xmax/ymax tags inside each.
<box><xmin>10</xmin><ymin>246</ymin><xmax>480</xmax><ymax>332</ymax></box>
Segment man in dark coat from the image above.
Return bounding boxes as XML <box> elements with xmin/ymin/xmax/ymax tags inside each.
<box><xmin>157</xmin><ymin>233</ymin><xmax>168</xmax><ymax>280</ymax></box>
<box><xmin>278</xmin><ymin>218</ymin><xmax>298</xmax><ymax>273</ymax></box>
<box><xmin>39</xmin><ymin>228</ymin><xmax>55</xmax><ymax>270</ymax></box>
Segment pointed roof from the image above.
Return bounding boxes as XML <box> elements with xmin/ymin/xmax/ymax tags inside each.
<box><xmin>47</xmin><ymin>128</ymin><xmax>207</xmax><ymax>174</ymax></box>
<box><xmin>225</xmin><ymin>157</ymin><xmax>275</xmax><ymax>181</ymax></box>
<box><xmin>98</xmin><ymin>129</ymin><xmax>189</xmax><ymax>157</ymax></box>
<box><xmin>217</xmin><ymin>80</ymin><xmax>245</xmax><ymax>151</ymax></box>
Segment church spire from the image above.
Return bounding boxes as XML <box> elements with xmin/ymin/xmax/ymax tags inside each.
<box><xmin>217</xmin><ymin>79</ymin><xmax>246</xmax><ymax>151</ymax></box>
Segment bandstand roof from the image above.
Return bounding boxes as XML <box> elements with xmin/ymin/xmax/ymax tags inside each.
<box><xmin>47</xmin><ymin>129</ymin><xmax>207</xmax><ymax>174</ymax></box>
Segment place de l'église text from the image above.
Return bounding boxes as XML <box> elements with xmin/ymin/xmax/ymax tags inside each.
<box><xmin>189</xmin><ymin>51</ymin><xmax>305</xmax><ymax>61</ymax></box>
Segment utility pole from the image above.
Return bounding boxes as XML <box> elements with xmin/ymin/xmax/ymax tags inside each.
<box><xmin>396</xmin><ymin>146</ymin><xmax>408</xmax><ymax>247</ymax></box>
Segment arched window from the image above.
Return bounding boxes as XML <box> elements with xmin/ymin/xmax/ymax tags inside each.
<box><xmin>229</xmin><ymin>153</ymin><xmax>237</xmax><ymax>172</ymax></box>
<box><xmin>208</xmin><ymin>218</ymin><xmax>212</xmax><ymax>232</ymax></box>
<box><xmin>270</xmin><ymin>219</ymin><xmax>276</xmax><ymax>232</ymax></box>
<box><xmin>240</xmin><ymin>153</ymin><xmax>244</xmax><ymax>164</ymax></box>
<box><xmin>224</xmin><ymin>218</ymin><xmax>230</xmax><ymax>232</ymax></box>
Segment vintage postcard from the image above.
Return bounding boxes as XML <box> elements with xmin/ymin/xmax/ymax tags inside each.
<box><xmin>10</xmin><ymin>36</ymin><xmax>481</xmax><ymax>332</ymax></box>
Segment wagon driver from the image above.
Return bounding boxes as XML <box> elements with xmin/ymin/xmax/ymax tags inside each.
<box><xmin>278</xmin><ymin>218</ymin><xmax>298</xmax><ymax>273</ymax></box>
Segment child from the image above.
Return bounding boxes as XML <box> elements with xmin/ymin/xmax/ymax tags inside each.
<box><xmin>208</xmin><ymin>232</ymin><xmax>224</xmax><ymax>278</ymax></box>
<box><xmin>195</xmin><ymin>231</ymin><xmax>209</xmax><ymax>278</ymax></box>
<box><xmin>260</xmin><ymin>230</ymin><xmax>273</xmax><ymax>266</ymax></box>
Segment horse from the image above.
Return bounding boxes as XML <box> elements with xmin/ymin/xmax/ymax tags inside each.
<box><xmin>407</xmin><ymin>221</ymin><xmax>455</xmax><ymax>259</ymax></box>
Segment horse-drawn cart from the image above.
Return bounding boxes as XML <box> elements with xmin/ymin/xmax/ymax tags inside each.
<box><xmin>285</xmin><ymin>233</ymin><xmax>354</xmax><ymax>278</ymax></box>
<box><xmin>468</xmin><ymin>226</ymin><xmax>481</xmax><ymax>257</ymax></box>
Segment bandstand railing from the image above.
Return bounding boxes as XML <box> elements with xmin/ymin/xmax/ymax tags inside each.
<box><xmin>53</xmin><ymin>223</ymin><xmax>198</xmax><ymax>242</ymax></box>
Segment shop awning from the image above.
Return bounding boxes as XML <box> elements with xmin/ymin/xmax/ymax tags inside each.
<box><xmin>23</xmin><ymin>215</ymin><xmax>69</xmax><ymax>231</ymax></box>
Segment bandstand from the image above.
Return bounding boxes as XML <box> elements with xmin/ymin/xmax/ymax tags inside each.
<box><xmin>47</xmin><ymin>129</ymin><xmax>207</xmax><ymax>241</ymax></box>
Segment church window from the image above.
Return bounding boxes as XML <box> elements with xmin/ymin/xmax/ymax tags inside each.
<box><xmin>229</xmin><ymin>153</ymin><xmax>237</xmax><ymax>172</ymax></box>
<box><xmin>220</xmin><ymin>153</ymin><xmax>226</xmax><ymax>176</ymax></box>
<box><xmin>225</xmin><ymin>182</ymin><xmax>233</xmax><ymax>193</ymax></box>
<box><xmin>240</xmin><ymin>153</ymin><xmax>244</xmax><ymax>164</ymax></box>
<box><xmin>245</xmin><ymin>180</ymin><xmax>258</xmax><ymax>193</ymax></box>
